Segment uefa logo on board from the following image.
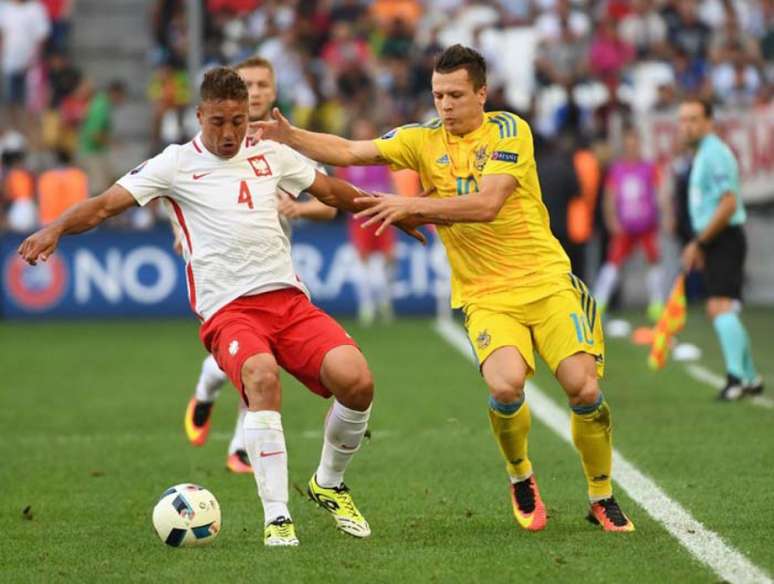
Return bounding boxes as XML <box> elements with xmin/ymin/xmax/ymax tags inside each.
<box><xmin>4</xmin><ymin>254</ymin><xmax>68</xmax><ymax>311</ymax></box>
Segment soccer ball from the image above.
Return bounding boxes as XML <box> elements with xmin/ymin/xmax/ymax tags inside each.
<box><xmin>152</xmin><ymin>483</ymin><xmax>221</xmax><ymax>547</ymax></box>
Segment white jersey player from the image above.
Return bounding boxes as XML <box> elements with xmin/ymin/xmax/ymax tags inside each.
<box><xmin>19</xmin><ymin>66</ymin><xmax>429</xmax><ymax>547</ymax></box>
<box><xmin>183</xmin><ymin>57</ymin><xmax>338</xmax><ymax>475</ymax></box>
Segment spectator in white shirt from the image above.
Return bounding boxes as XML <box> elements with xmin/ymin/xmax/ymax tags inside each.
<box><xmin>0</xmin><ymin>0</ymin><xmax>50</xmax><ymax>130</ymax></box>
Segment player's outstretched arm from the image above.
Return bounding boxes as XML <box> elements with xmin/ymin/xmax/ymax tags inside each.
<box><xmin>254</xmin><ymin>108</ymin><xmax>383</xmax><ymax>167</ymax></box>
<box><xmin>305</xmin><ymin>171</ymin><xmax>427</xmax><ymax>244</ymax></box>
<box><xmin>17</xmin><ymin>184</ymin><xmax>137</xmax><ymax>265</ymax></box>
<box><xmin>354</xmin><ymin>174</ymin><xmax>516</xmax><ymax>235</ymax></box>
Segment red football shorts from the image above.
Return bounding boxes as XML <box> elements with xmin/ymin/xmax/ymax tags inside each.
<box><xmin>349</xmin><ymin>217</ymin><xmax>396</xmax><ymax>256</ymax></box>
<box><xmin>608</xmin><ymin>229</ymin><xmax>660</xmax><ymax>265</ymax></box>
<box><xmin>199</xmin><ymin>288</ymin><xmax>358</xmax><ymax>401</ymax></box>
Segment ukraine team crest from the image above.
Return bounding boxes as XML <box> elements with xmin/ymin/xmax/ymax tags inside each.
<box><xmin>476</xmin><ymin>329</ymin><xmax>491</xmax><ymax>350</ymax></box>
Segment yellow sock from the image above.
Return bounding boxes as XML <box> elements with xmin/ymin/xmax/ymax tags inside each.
<box><xmin>570</xmin><ymin>396</ymin><xmax>613</xmax><ymax>500</ymax></box>
<box><xmin>488</xmin><ymin>398</ymin><xmax>532</xmax><ymax>479</ymax></box>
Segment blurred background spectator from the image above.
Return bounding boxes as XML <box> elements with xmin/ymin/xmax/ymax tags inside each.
<box><xmin>37</xmin><ymin>147</ymin><xmax>87</xmax><ymax>226</ymax></box>
<box><xmin>1</xmin><ymin>132</ymin><xmax>36</xmax><ymax>232</ymax></box>
<box><xmin>336</xmin><ymin>117</ymin><xmax>398</xmax><ymax>326</ymax></box>
<box><xmin>592</xmin><ymin>126</ymin><xmax>667</xmax><ymax>320</ymax></box>
<box><xmin>536</xmin><ymin>132</ymin><xmax>582</xmax><ymax>272</ymax></box>
<box><xmin>0</xmin><ymin>0</ymin><xmax>51</xmax><ymax>137</ymax></box>
<box><xmin>77</xmin><ymin>79</ymin><xmax>127</xmax><ymax>196</ymax></box>
<box><xmin>41</xmin><ymin>0</ymin><xmax>73</xmax><ymax>55</ymax></box>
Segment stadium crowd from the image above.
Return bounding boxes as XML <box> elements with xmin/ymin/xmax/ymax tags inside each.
<box><xmin>0</xmin><ymin>0</ymin><xmax>129</xmax><ymax>231</ymax></box>
<box><xmin>2</xmin><ymin>0</ymin><xmax>772</xmax><ymax>287</ymax></box>
<box><xmin>154</xmin><ymin>0</ymin><xmax>772</xmax><ymax>131</ymax></box>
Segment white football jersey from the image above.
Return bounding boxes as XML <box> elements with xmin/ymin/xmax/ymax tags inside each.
<box><xmin>117</xmin><ymin>134</ymin><xmax>316</xmax><ymax>321</ymax></box>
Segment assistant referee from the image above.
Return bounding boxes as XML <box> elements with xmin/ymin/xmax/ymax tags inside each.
<box><xmin>678</xmin><ymin>99</ymin><xmax>763</xmax><ymax>401</ymax></box>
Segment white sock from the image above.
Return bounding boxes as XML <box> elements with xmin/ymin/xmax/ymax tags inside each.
<box><xmin>593</xmin><ymin>263</ymin><xmax>619</xmax><ymax>307</ymax></box>
<box><xmin>316</xmin><ymin>400</ymin><xmax>371</xmax><ymax>488</ymax></box>
<box><xmin>646</xmin><ymin>264</ymin><xmax>664</xmax><ymax>305</ymax></box>
<box><xmin>194</xmin><ymin>354</ymin><xmax>228</xmax><ymax>403</ymax></box>
<box><xmin>228</xmin><ymin>400</ymin><xmax>247</xmax><ymax>454</ymax></box>
<box><xmin>243</xmin><ymin>410</ymin><xmax>290</xmax><ymax>524</ymax></box>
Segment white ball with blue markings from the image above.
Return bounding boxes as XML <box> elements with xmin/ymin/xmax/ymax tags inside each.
<box><xmin>152</xmin><ymin>483</ymin><xmax>221</xmax><ymax>547</ymax></box>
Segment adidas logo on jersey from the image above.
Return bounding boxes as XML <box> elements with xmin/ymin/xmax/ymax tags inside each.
<box><xmin>436</xmin><ymin>154</ymin><xmax>449</xmax><ymax>166</ymax></box>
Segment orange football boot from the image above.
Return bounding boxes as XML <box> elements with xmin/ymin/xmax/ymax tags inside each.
<box><xmin>226</xmin><ymin>449</ymin><xmax>252</xmax><ymax>473</ymax></box>
<box><xmin>184</xmin><ymin>398</ymin><xmax>213</xmax><ymax>446</ymax></box>
<box><xmin>587</xmin><ymin>497</ymin><xmax>635</xmax><ymax>532</ymax></box>
<box><xmin>510</xmin><ymin>475</ymin><xmax>547</xmax><ymax>531</ymax></box>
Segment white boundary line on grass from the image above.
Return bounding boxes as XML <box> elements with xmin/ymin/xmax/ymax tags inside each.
<box><xmin>434</xmin><ymin>318</ymin><xmax>772</xmax><ymax>584</ymax></box>
<box><xmin>685</xmin><ymin>363</ymin><xmax>774</xmax><ymax>410</ymax></box>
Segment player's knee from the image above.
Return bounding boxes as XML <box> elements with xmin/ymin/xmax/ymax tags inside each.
<box><xmin>706</xmin><ymin>301</ymin><xmax>722</xmax><ymax>319</ymax></box>
<box><xmin>333</xmin><ymin>364</ymin><xmax>374</xmax><ymax>411</ymax></box>
<box><xmin>567</xmin><ymin>376</ymin><xmax>600</xmax><ymax>407</ymax></box>
<box><xmin>706</xmin><ymin>297</ymin><xmax>734</xmax><ymax>320</ymax></box>
<box><xmin>344</xmin><ymin>369</ymin><xmax>375</xmax><ymax>411</ymax></box>
<box><xmin>487</xmin><ymin>375</ymin><xmax>525</xmax><ymax>404</ymax></box>
<box><xmin>556</xmin><ymin>352</ymin><xmax>600</xmax><ymax>406</ymax></box>
<box><xmin>241</xmin><ymin>357</ymin><xmax>280</xmax><ymax>401</ymax></box>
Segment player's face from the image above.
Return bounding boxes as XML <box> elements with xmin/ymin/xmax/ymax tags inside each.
<box><xmin>238</xmin><ymin>66</ymin><xmax>276</xmax><ymax>122</ymax></box>
<box><xmin>197</xmin><ymin>99</ymin><xmax>248</xmax><ymax>159</ymax></box>
<box><xmin>677</xmin><ymin>103</ymin><xmax>710</xmax><ymax>147</ymax></box>
<box><xmin>431</xmin><ymin>69</ymin><xmax>487</xmax><ymax>135</ymax></box>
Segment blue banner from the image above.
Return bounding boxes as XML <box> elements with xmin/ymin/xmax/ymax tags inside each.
<box><xmin>2</xmin><ymin>228</ymin><xmax>189</xmax><ymax>319</ymax></box>
<box><xmin>1</xmin><ymin>222</ymin><xmax>450</xmax><ymax>320</ymax></box>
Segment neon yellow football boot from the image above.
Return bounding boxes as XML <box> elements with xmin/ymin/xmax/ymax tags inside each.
<box><xmin>307</xmin><ymin>474</ymin><xmax>371</xmax><ymax>538</ymax></box>
<box><xmin>264</xmin><ymin>516</ymin><xmax>299</xmax><ymax>546</ymax></box>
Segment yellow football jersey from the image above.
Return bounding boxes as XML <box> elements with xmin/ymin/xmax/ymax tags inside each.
<box><xmin>374</xmin><ymin>111</ymin><xmax>571</xmax><ymax>309</ymax></box>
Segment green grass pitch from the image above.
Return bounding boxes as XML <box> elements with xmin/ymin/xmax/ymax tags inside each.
<box><xmin>2</xmin><ymin>308</ymin><xmax>772</xmax><ymax>583</ymax></box>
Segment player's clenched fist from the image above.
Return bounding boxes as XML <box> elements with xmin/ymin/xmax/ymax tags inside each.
<box><xmin>17</xmin><ymin>226</ymin><xmax>62</xmax><ymax>265</ymax></box>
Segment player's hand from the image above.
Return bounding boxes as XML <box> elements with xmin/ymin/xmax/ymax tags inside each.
<box><xmin>354</xmin><ymin>195</ymin><xmax>420</xmax><ymax>235</ymax></box>
<box><xmin>17</xmin><ymin>226</ymin><xmax>62</xmax><ymax>265</ymax></box>
<box><xmin>681</xmin><ymin>240</ymin><xmax>704</xmax><ymax>271</ymax></box>
<box><xmin>395</xmin><ymin>217</ymin><xmax>428</xmax><ymax>245</ymax></box>
<box><xmin>252</xmin><ymin>108</ymin><xmax>293</xmax><ymax>144</ymax></box>
<box><xmin>355</xmin><ymin>197</ymin><xmax>429</xmax><ymax>244</ymax></box>
<box><xmin>277</xmin><ymin>193</ymin><xmax>302</xmax><ymax>219</ymax></box>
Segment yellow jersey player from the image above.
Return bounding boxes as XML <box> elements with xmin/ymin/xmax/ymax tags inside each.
<box><xmin>256</xmin><ymin>45</ymin><xmax>634</xmax><ymax>533</ymax></box>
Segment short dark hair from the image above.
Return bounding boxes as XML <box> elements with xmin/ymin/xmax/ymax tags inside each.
<box><xmin>200</xmin><ymin>67</ymin><xmax>248</xmax><ymax>102</ymax></box>
<box><xmin>683</xmin><ymin>97</ymin><xmax>713</xmax><ymax>119</ymax></box>
<box><xmin>434</xmin><ymin>44</ymin><xmax>487</xmax><ymax>90</ymax></box>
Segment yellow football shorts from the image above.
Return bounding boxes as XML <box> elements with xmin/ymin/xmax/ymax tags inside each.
<box><xmin>463</xmin><ymin>275</ymin><xmax>605</xmax><ymax>377</ymax></box>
